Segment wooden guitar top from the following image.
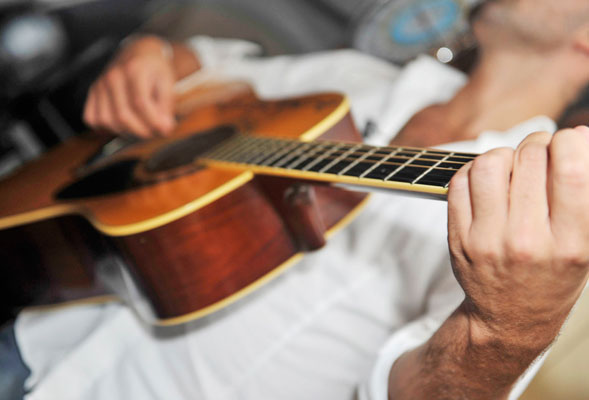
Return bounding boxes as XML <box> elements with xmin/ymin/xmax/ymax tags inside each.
<box><xmin>0</xmin><ymin>92</ymin><xmax>350</xmax><ymax>236</ymax></box>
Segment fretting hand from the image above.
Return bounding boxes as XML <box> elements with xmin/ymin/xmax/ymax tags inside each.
<box><xmin>448</xmin><ymin>125</ymin><xmax>589</xmax><ymax>351</ymax></box>
<box><xmin>389</xmin><ymin>126</ymin><xmax>589</xmax><ymax>399</ymax></box>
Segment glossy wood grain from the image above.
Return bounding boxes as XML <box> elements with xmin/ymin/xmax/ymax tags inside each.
<box><xmin>0</xmin><ymin>216</ymin><xmax>113</xmax><ymax>311</ymax></box>
<box><xmin>111</xmin><ymin>107</ymin><xmax>366</xmax><ymax>321</ymax></box>
<box><xmin>0</xmin><ymin>92</ymin><xmax>349</xmax><ymax>235</ymax></box>
<box><xmin>1</xmin><ymin>88</ymin><xmax>367</xmax><ymax>324</ymax></box>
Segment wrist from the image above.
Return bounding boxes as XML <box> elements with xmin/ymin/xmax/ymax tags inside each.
<box><xmin>459</xmin><ymin>300</ymin><xmax>554</xmax><ymax>357</ymax></box>
<box><xmin>120</xmin><ymin>35</ymin><xmax>172</xmax><ymax>61</ymax></box>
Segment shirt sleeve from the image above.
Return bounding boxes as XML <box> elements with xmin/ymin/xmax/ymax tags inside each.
<box><xmin>177</xmin><ymin>36</ymin><xmax>401</xmax><ymax>133</ymax></box>
<box><xmin>358</xmin><ymin>268</ymin><xmax>548</xmax><ymax>400</ymax></box>
<box><xmin>184</xmin><ymin>35</ymin><xmax>264</xmax><ymax>70</ymax></box>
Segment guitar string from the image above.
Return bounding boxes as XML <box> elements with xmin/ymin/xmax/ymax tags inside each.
<box><xmin>205</xmin><ymin>136</ymin><xmax>474</xmax><ymax>173</ymax></box>
<box><xmin>210</xmin><ymin>136</ymin><xmax>468</xmax><ymax>167</ymax></box>
<box><xmin>206</xmin><ymin>134</ymin><xmax>476</xmax><ymax>163</ymax></box>
<box><xmin>206</xmin><ymin>145</ymin><xmax>469</xmax><ymax>177</ymax></box>
<box><xmin>251</xmin><ymin>135</ymin><xmax>476</xmax><ymax>164</ymax></box>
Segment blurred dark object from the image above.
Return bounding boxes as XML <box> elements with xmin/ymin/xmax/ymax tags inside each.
<box><xmin>559</xmin><ymin>86</ymin><xmax>589</xmax><ymax>128</ymax></box>
<box><xmin>0</xmin><ymin>10</ymin><xmax>66</xmax><ymax>99</ymax></box>
<box><xmin>563</xmin><ymin>110</ymin><xmax>589</xmax><ymax>127</ymax></box>
<box><xmin>353</xmin><ymin>0</ymin><xmax>482</xmax><ymax>71</ymax></box>
<box><xmin>142</xmin><ymin>0</ymin><xmax>363</xmax><ymax>56</ymax></box>
<box><xmin>0</xmin><ymin>0</ymin><xmax>163</xmax><ymax>179</ymax></box>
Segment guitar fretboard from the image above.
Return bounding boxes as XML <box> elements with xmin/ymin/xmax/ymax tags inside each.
<box><xmin>202</xmin><ymin>135</ymin><xmax>477</xmax><ymax>199</ymax></box>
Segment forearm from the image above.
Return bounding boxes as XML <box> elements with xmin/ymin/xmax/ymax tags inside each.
<box><xmin>169</xmin><ymin>41</ymin><xmax>201</xmax><ymax>80</ymax></box>
<box><xmin>388</xmin><ymin>302</ymin><xmax>548</xmax><ymax>400</ymax></box>
<box><xmin>125</xmin><ymin>35</ymin><xmax>201</xmax><ymax>81</ymax></box>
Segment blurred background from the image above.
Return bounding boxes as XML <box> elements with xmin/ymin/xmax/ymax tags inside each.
<box><xmin>0</xmin><ymin>0</ymin><xmax>586</xmax><ymax>180</ymax></box>
<box><xmin>0</xmin><ymin>1</ymin><xmax>588</xmax><ymax>398</ymax></box>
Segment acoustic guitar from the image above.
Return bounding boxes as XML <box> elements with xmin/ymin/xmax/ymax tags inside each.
<box><xmin>0</xmin><ymin>87</ymin><xmax>475</xmax><ymax>326</ymax></box>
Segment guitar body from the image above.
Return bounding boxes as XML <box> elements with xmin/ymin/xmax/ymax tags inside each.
<box><xmin>0</xmin><ymin>90</ymin><xmax>368</xmax><ymax>325</ymax></box>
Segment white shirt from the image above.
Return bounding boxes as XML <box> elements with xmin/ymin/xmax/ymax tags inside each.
<box><xmin>15</xmin><ymin>37</ymin><xmax>557</xmax><ymax>400</ymax></box>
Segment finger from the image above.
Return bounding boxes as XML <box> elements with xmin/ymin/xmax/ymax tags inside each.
<box><xmin>509</xmin><ymin>131</ymin><xmax>551</xmax><ymax>230</ymax></box>
<box><xmin>548</xmin><ymin>127</ymin><xmax>589</xmax><ymax>244</ymax></box>
<box><xmin>128</xmin><ymin>67</ymin><xmax>170</xmax><ymax>135</ymax></box>
<box><xmin>104</xmin><ymin>69</ymin><xmax>152</xmax><ymax>139</ymax></box>
<box><xmin>83</xmin><ymin>85</ymin><xmax>97</xmax><ymax>128</ymax></box>
<box><xmin>95</xmin><ymin>80</ymin><xmax>120</xmax><ymax>132</ymax></box>
<box><xmin>448</xmin><ymin>161</ymin><xmax>473</xmax><ymax>245</ymax></box>
<box><xmin>468</xmin><ymin>147</ymin><xmax>514</xmax><ymax>239</ymax></box>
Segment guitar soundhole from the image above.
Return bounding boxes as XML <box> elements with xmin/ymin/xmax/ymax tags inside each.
<box><xmin>55</xmin><ymin>159</ymin><xmax>141</xmax><ymax>200</ymax></box>
<box><xmin>55</xmin><ymin>125</ymin><xmax>239</xmax><ymax>200</ymax></box>
<box><xmin>143</xmin><ymin>125</ymin><xmax>238</xmax><ymax>173</ymax></box>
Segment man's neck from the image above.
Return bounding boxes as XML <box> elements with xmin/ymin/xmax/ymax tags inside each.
<box><xmin>444</xmin><ymin>48</ymin><xmax>584</xmax><ymax>137</ymax></box>
<box><xmin>391</xmin><ymin>47</ymin><xmax>588</xmax><ymax>148</ymax></box>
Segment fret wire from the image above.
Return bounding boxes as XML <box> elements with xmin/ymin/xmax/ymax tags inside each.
<box><xmin>206</xmin><ymin>136</ymin><xmax>475</xmax><ymax>173</ymax></box>
<box><xmin>206</xmin><ymin>135</ymin><xmax>250</xmax><ymax>160</ymax></box>
<box><xmin>351</xmin><ymin>153</ymin><xmax>464</xmax><ymax>169</ymax></box>
<box><xmin>215</xmin><ymin>136</ymin><xmax>262</xmax><ymax>161</ymax></box>
<box><xmin>385</xmin><ymin>149</ymin><xmax>425</xmax><ymax>181</ymax></box>
<box><xmin>235</xmin><ymin>136</ymin><xmax>283</xmax><ymax>164</ymax></box>
<box><xmin>360</xmin><ymin>154</ymin><xmax>467</xmax><ymax>167</ymax></box>
<box><xmin>232</xmin><ymin>137</ymin><xmax>279</xmax><ymax>163</ymax></box>
<box><xmin>326</xmin><ymin>156</ymin><xmax>460</xmax><ymax>171</ymax></box>
<box><xmin>319</xmin><ymin>143</ymin><xmax>362</xmax><ymax>173</ymax></box>
<box><xmin>258</xmin><ymin>140</ymin><xmax>302</xmax><ymax>166</ymax></box>
<box><xmin>243</xmin><ymin>137</ymin><xmax>290</xmax><ymax>164</ymax></box>
<box><xmin>312</xmin><ymin>143</ymin><xmax>370</xmax><ymax>166</ymax></box>
<box><xmin>316</xmin><ymin>146</ymin><xmax>472</xmax><ymax>165</ymax></box>
<box><xmin>212</xmin><ymin>134</ymin><xmax>477</xmax><ymax>163</ymax></box>
<box><xmin>412</xmin><ymin>152</ymin><xmax>454</xmax><ymax>185</ymax></box>
<box><xmin>216</xmin><ymin>142</ymin><xmax>465</xmax><ymax>173</ymax></box>
<box><xmin>300</xmin><ymin>143</ymin><xmax>341</xmax><ymax>171</ymax></box>
<box><xmin>228</xmin><ymin>137</ymin><xmax>267</xmax><ymax>162</ymax></box>
<box><xmin>310</xmin><ymin>143</ymin><xmax>359</xmax><ymax>165</ymax></box>
<box><xmin>272</xmin><ymin>142</ymin><xmax>316</xmax><ymax>168</ymax></box>
<box><xmin>285</xmin><ymin>142</ymin><xmax>330</xmax><ymax>169</ymax></box>
<box><xmin>216</xmin><ymin>136</ymin><xmax>286</xmax><ymax>164</ymax></box>
<box><xmin>359</xmin><ymin>148</ymin><xmax>401</xmax><ymax>178</ymax></box>
<box><xmin>366</xmin><ymin>144</ymin><xmax>476</xmax><ymax>159</ymax></box>
<box><xmin>442</xmin><ymin>152</ymin><xmax>457</xmax><ymax>188</ymax></box>
<box><xmin>338</xmin><ymin>147</ymin><xmax>378</xmax><ymax>176</ymax></box>
<box><xmin>262</xmin><ymin>152</ymin><xmax>459</xmax><ymax>172</ymax></box>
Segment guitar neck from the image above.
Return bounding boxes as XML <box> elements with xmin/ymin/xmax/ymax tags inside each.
<box><xmin>202</xmin><ymin>135</ymin><xmax>477</xmax><ymax>200</ymax></box>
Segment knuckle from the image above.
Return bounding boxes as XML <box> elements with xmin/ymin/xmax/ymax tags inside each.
<box><xmin>132</xmin><ymin>94</ymin><xmax>148</xmax><ymax>111</ymax></box>
<box><xmin>553</xmin><ymin>159</ymin><xmax>587</xmax><ymax>186</ymax></box>
<box><xmin>550</xmin><ymin>128</ymin><xmax>581</xmax><ymax>155</ymax></box>
<box><xmin>467</xmin><ymin>238</ymin><xmax>500</xmax><ymax>264</ymax></box>
<box><xmin>116</xmin><ymin>109</ymin><xmax>133</xmax><ymax>126</ymax></box>
<box><xmin>517</xmin><ymin>142</ymin><xmax>546</xmax><ymax>165</ymax></box>
<box><xmin>105</xmin><ymin>68</ymin><xmax>123</xmax><ymax>86</ymax></box>
<box><xmin>505</xmin><ymin>237</ymin><xmax>539</xmax><ymax>264</ymax></box>
<box><xmin>471</xmin><ymin>155</ymin><xmax>495</xmax><ymax>176</ymax></box>
<box><xmin>472</xmin><ymin>148</ymin><xmax>513</xmax><ymax>175</ymax></box>
<box><xmin>124</xmin><ymin>59</ymin><xmax>142</xmax><ymax>74</ymax></box>
<box><xmin>555</xmin><ymin>244</ymin><xmax>589</xmax><ymax>267</ymax></box>
<box><xmin>552</xmin><ymin>128</ymin><xmax>576</xmax><ymax>142</ymax></box>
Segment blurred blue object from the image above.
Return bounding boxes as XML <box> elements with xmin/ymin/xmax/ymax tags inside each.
<box><xmin>0</xmin><ymin>12</ymin><xmax>67</xmax><ymax>98</ymax></box>
<box><xmin>0</xmin><ymin>322</ymin><xmax>30</xmax><ymax>400</ymax></box>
